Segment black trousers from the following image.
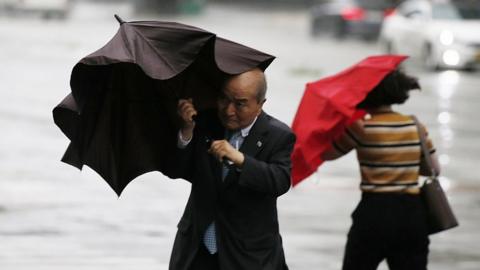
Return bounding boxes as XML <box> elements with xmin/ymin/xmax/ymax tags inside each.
<box><xmin>342</xmin><ymin>192</ymin><xmax>430</xmax><ymax>270</ymax></box>
<box><xmin>189</xmin><ymin>244</ymin><xmax>219</xmax><ymax>270</ymax></box>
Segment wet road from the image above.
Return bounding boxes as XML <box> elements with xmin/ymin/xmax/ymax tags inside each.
<box><xmin>0</xmin><ymin>2</ymin><xmax>479</xmax><ymax>270</ymax></box>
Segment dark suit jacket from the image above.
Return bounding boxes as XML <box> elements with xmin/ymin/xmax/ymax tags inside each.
<box><xmin>165</xmin><ymin>111</ymin><xmax>295</xmax><ymax>270</ymax></box>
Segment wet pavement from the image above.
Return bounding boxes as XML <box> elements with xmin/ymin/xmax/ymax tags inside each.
<box><xmin>1</xmin><ymin>2</ymin><xmax>479</xmax><ymax>270</ymax></box>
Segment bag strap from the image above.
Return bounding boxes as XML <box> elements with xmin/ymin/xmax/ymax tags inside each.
<box><xmin>411</xmin><ymin>115</ymin><xmax>438</xmax><ymax>177</ymax></box>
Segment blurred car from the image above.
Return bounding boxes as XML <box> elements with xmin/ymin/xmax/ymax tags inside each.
<box><xmin>0</xmin><ymin>0</ymin><xmax>71</xmax><ymax>19</ymax></box>
<box><xmin>380</xmin><ymin>0</ymin><xmax>480</xmax><ymax>70</ymax></box>
<box><xmin>310</xmin><ymin>0</ymin><xmax>399</xmax><ymax>40</ymax></box>
<box><xmin>0</xmin><ymin>0</ymin><xmax>17</xmax><ymax>11</ymax></box>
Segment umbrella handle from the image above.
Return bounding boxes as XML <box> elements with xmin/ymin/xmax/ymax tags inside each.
<box><xmin>205</xmin><ymin>136</ymin><xmax>234</xmax><ymax>168</ymax></box>
<box><xmin>114</xmin><ymin>14</ymin><xmax>126</xmax><ymax>25</ymax></box>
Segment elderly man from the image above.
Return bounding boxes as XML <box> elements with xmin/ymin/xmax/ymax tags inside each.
<box><xmin>166</xmin><ymin>68</ymin><xmax>295</xmax><ymax>270</ymax></box>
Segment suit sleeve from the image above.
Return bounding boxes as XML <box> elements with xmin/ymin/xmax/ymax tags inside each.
<box><xmin>162</xmin><ymin>131</ymin><xmax>196</xmax><ymax>183</ymax></box>
<box><xmin>237</xmin><ymin>131</ymin><xmax>296</xmax><ymax>197</ymax></box>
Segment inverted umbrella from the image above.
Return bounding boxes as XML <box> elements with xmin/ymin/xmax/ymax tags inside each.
<box><xmin>291</xmin><ymin>55</ymin><xmax>408</xmax><ymax>186</ymax></box>
<box><xmin>53</xmin><ymin>15</ymin><xmax>275</xmax><ymax>196</ymax></box>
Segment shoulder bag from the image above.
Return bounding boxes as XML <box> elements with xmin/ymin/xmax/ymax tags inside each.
<box><xmin>412</xmin><ymin>116</ymin><xmax>458</xmax><ymax>234</ymax></box>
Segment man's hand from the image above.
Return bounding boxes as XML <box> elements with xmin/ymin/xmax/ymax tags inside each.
<box><xmin>208</xmin><ymin>140</ymin><xmax>245</xmax><ymax>167</ymax></box>
<box><xmin>177</xmin><ymin>99</ymin><xmax>197</xmax><ymax>140</ymax></box>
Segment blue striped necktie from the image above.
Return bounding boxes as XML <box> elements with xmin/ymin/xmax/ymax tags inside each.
<box><xmin>203</xmin><ymin>131</ymin><xmax>242</xmax><ymax>254</ymax></box>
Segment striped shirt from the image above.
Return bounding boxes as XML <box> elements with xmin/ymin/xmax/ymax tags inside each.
<box><xmin>333</xmin><ymin>112</ymin><xmax>436</xmax><ymax>194</ymax></box>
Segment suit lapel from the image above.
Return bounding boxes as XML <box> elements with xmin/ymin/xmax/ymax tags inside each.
<box><xmin>239</xmin><ymin>111</ymin><xmax>269</xmax><ymax>158</ymax></box>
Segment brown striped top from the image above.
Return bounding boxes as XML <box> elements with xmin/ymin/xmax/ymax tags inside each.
<box><xmin>333</xmin><ymin>111</ymin><xmax>436</xmax><ymax>193</ymax></box>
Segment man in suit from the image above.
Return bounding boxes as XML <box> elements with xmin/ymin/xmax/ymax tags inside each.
<box><xmin>167</xmin><ymin>68</ymin><xmax>295</xmax><ymax>270</ymax></box>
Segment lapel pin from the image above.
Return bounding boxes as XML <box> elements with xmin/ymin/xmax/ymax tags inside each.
<box><xmin>256</xmin><ymin>141</ymin><xmax>262</xmax><ymax>147</ymax></box>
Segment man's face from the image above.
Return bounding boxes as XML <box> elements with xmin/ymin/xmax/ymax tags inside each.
<box><xmin>217</xmin><ymin>73</ymin><xmax>265</xmax><ymax>131</ymax></box>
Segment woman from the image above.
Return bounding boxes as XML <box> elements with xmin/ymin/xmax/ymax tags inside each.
<box><xmin>322</xmin><ymin>69</ymin><xmax>441</xmax><ymax>270</ymax></box>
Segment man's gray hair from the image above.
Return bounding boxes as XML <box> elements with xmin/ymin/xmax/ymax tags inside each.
<box><xmin>221</xmin><ymin>68</ymin><xmax>267</xmax><ymax>103</ymax></box>
<box><xmin>255</xmin><ymin>73</ymin><xmax>267</xmax><ymax>103</ymax></box>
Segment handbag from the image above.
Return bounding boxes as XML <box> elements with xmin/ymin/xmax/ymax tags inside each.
<box><xmin>412</xmin><ymin>116</ymin><xmax>459</xmax><ymax>234</ymax></box>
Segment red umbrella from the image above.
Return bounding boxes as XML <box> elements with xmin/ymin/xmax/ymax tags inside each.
<box><xmin>291</xmin><ymin>55</ymin><xmax>408</xmax><ymax>186</ymax></box>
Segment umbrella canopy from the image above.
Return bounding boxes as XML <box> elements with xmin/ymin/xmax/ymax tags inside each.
<box><xmin>53</xmin><ymin>15</ymin><xmax>275</xmax><ymax>196</ymax></box>
<box><xmin>291</xmin><ymin>55</ymin><xmax>408</xmax><ymax>186</ymax></box>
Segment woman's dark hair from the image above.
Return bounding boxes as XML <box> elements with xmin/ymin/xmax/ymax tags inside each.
<box><xmin>357</xmin><ymin>69</ymin><xmax>421</xmax><ymax>109</ymax></box>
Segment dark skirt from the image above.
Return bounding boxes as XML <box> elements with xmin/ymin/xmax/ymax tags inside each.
<box><xmin>342</xmin><ymin>192</ymin><xmax>430</xmax><ymax>270</ymax></box>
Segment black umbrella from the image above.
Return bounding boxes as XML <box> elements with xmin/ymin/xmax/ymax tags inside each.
<box><xmin>53</xmin><ymin>15</ymin><xmax>275</xmax><ymax>196</ymax></box>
